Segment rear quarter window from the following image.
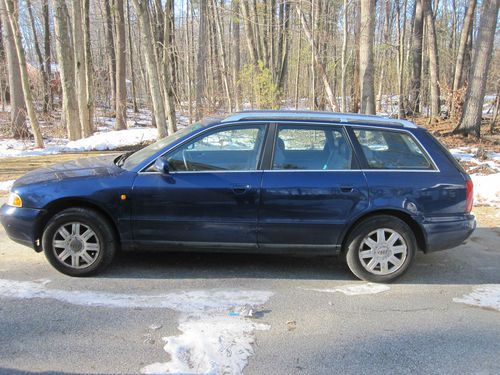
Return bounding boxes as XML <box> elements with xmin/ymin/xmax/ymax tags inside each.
<box><xmin>353</xmin><ymin>128</ymin><xmax>434</xmax><ymax>170</ymax></box>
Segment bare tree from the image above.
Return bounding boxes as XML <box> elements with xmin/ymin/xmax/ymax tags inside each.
<box><xmin>162</xmin><ymin>0</ymin><xmax>176</xmax><ymax>134</ymax></box>
<box><xmin>359</xmin><ymin>0</ymin><xmax>375</xmax><ymax>114</ymax></box>
<box><xmin>195</xmin><ymin>0</ymin><xmax>207</xmax><ymax>120</ymax></box>
<box><xmin>83</xmin><ymin>0</ymin><xmax>94</xmax><ymax>132</ymax></box>
<box><xmin>232</xmin><ymin>0</ymin><xmax>241</xmax><ymax>111</ymax></box>
<box><xmin>72</xmin><ymin>0</ymin><xmax>92</xmax><ymax>137</ymax></box>
<box><xmin>104</xmin><ymin>0</ymin><xmax>116</xmax><ymax>115</ymax></box>
<box><xmin>450</xmin><ymin>0</ymin><xmax>476</xmax><ymax>118</ymax></box>
<box><xmin>42</xmin><ymin>0</ymin><xmax>52</xmax><ymax>111</ymax></box>
<box><xmin>455</xmin><ymin>0</ymin><xmax>499</xmax><ymax>137</ymax></box>
<box><xmin>131</xmin><ymin>0</ymin><xmax>167</xmax><ymax>137</ymax></box>
<box><xmin>4</xmin><ymin>0</ymin><xmax>44</xmax><ymax>147</ymax></box>
<box><xmin>53</xmin><ymin>0</ymin><xmax>81</xmax><ymax>140</ymax></box>
<box><xmin>0</xmin><ymin>0</ymin><xmax>26</xmax><ymax>138</ymax></box>
<box><xmin>126</xmin><ymin>0</ymin><xmax>138</xmax><ymax>113</ymax></box>
<box><xmin>423</xmin><ymin>0</ymin><xmax>440</xmax><ymax>119</ymax></box>
<box><xmin>296</xmin><ymin>3</ymin><xmax>338</xmax><ymax>111</ymax></box>
<box><xmin>26</xmin><ymin>0</ymin><xmax>50</xmax><ymax>114</ymax></box>
<box><xmin>115</xmin><ymin>0</ymin><xmax>127</xmax><ymax>130</ymax></box>
<box><xmin>408</xmin><ymin>0</ymin><xmax>424</xmax><ymax>114</ymax></box>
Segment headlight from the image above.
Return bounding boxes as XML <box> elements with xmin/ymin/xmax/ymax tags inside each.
<box><xmin>7</xmin><ymin>192</ymin><xmax>22</xmax><ymax>207</ymax></box>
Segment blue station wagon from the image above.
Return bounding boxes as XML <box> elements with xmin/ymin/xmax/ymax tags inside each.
<box><xmin>0</xmin><ymin>111</ymin><xmax>476</xmax><ymax>282</ymax></box>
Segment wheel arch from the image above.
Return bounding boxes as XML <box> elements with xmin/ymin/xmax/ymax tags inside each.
<box><xmin>340</xmin><ymin>209</ymin><xmax>427</xmax><ymax>254</ymax></box>
<box><xmin>35</xmin><ymin>198</ymin><xmax>121</xmax><ymax>251</ymax></box>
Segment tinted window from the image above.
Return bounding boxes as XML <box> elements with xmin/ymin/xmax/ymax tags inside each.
<box><xmin>273</xmin><ymin>125</ymin><xmax>353</xmax><ymax>170</ymax></box>
<box><xmin>166</xmin><ymin>126</ymin><xmax>265</xmax><ymax>171</ymax></box>
<box><xmin>353</xmin><ymin>128</ymin><xmax>433</xmax><ymax>170</ymax></box>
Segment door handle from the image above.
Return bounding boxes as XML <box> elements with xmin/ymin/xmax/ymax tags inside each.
<box><xmin>340</xmin><ymin>186</ymin><xmax>354</xmax><ymax>193</ymax></box>
<box><xmin>232</xmin><ymin>184</ymin><xmax>251</xmax><ymax>195</ymax></box>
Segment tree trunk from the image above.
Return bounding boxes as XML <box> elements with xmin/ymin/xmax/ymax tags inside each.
<box><xmin>83</xmin><ymin>0</ymin><xmax>94</xmax><ymax>133</ymax></box>
<box><xmin>408</xmin><ymin>0</ymin><xmax>423</xmax><ymax>114</ymax></box>
<box><xmin>126</xmin><ymin>0</ymin><xmax>138</xmax><ymax>113</ymax></box>
<box><xmin>53</xmin><ymin>0</ymin><xmax>81</xmax><ymax>140</ymax></box>
<box><xmin>26</xmin><ymin>0</ymin><xmax>50</xmax><ymax>115</ymax></box>
<box><xmin>42</xmin><ymin>0</ymin><xmax>53</xmax><ymax>111</ymax></box>
<box><xmin>455</xmin><ymin>0</ymin><xmax>499</xmax><ymax>138</ymax></box>
<box><xmin>195</xmin><ymin>0</ymin><xmax>207</xmax><ymax>120</ymax></box>
<box><xmin>211</xmin><ymin>0</ymin><xmax>232</xmax><ymax>112</ymax></box>
<box><xmin>232</xmin><ymin>0</ymin><xmax>241</xmax><ymax>111</ymax></box>
<box><xmin>359</xmin><ymin>0</ymin><xmax>376</xmax><ymax>114</ymax></box>
<box><xmin>162</xmin><ymin>0</ymin><xmax>176</xmax><ymax>134</ymax></box>
<box><xmin>423</xmin><ymin>0</ymin><xmax>440</xmax><ymax>119</ymax></box>
<box><xmin>396</xmin><ymin>0</ymin><xmax>408</xmax><ymax>118</ymax></box>
<box><xmin>131</xmin><ymin>0</ymin><xmax>167</xmax><ymax>137</ymax></box>
<box><xmin>240</xmin><ymin>0</ymin><xmax>259</xmax><ymax>66</ymax></box>
<box><xmin>72</xmin><ymin>0</ymin><xmax>92</xmax><ymax>137</ymax></box>
<box><xmin>296</xmin><ymin>4</ymin><xmax>338</xmax><ymax>111</ymax></box>
<box><xmin>4</xmin><ymin>0</ymin><xmax>44</xmax><ymax>148</ymax></box>
<box><xmin>450</xmin><ymin>0</ymin><xmax>476</xmax><ymax>118</ymax></box>
<box><xmin>0</xmin><ymin>0</ymin><xmax>26</xmax><ymax>138</ymax></box>
<box><xmin>104</xmin><ymin>0</ymin><xmax>116</xmax><ymax>114</ymax></box>
<box><xmin>115</xmin><ymin>0</ymin><xmax>127</xmax><ymax>130</ymax></box>
<box><xmin>341</xmin><ymin>0</ymin><xmax>348</xmax><ymax>112</ymax></box>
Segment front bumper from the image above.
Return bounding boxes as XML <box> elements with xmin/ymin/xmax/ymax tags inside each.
<box><xmin>422</xmin><ymin>214</ymin><xmax>476</xmax><ymax>252</ymax></box>
<box><xmin>0</xmin><ymin>204</ymin><xmax>46</xmax><ymax>250</ymax></box>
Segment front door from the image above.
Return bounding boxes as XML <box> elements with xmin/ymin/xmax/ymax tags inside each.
<box><xmin>131</xmin><ymin>124</ymin><xmax>267</xmax><ymax>249</ymax></box>
<box><xmin>258</xmin><ymin>123</ymin><xmax>369</xmax><ymax>251</ymax></box>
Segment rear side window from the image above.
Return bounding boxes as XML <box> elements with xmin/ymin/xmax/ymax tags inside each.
<box><xmin>353</xmin><ymin>128</ymin><xmax>433</xmax><ymax>170</ymax></box>
<box><xmin>273</xmin><ymin>125</ymin><xmax>353</xmax><ymax>170</ymax></box>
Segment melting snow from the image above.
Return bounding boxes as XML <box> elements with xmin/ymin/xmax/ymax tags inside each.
<box><xmin>142</xmin><ymin>315</ymin><xmax>270</xmax><ymax>375</ymax></box>
<box><xmin>453</xmin><ymin>285</ymin><xmax>500</xmax><ymax>312</ymax></box>
<box><xmin>302</xmin><ymin>283</ymin><xmax>390</xmax><ymax>296</ymax></box>
<box><xmin>0</xmin><ymin>279</ymin><xmax>272</xmax><ymax>374</ymax></box>
<box><xmin>470</xmin><ymin>173</ymin><xmax>500</xmax><ymax>208</ymax></box>
<box><xmin>0</xmin><ymin>180</ymin><xmax>14</xmax><ymax>191</ymax></box>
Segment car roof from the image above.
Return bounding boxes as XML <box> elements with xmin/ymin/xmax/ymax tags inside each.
<box><xmin>218</xmin><ymin>110</ymin><xmax>418</xmax><ymax>129</ymax></box>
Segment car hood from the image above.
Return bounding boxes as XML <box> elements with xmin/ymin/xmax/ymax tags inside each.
<box><xmin>12</xmin><ymin>155</ymin><xmax>123</xmax><ymax>188</ymax></box>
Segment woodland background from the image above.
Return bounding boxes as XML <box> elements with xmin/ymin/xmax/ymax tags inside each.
<box><xmin>0</xmin><ymin>0</ymin><xmax>498</xmax><ymax>150</ymax></box>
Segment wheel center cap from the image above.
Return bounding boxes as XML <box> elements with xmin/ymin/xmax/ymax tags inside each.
<box><xmin>70</xmin><ymin>238</ymin><xmax>83</xmax><ymax>252</ymax></box>
<box><xmin>376</xmin><ymin>245</ymin><xmax>390</xmax><ymax>258</ymax></box>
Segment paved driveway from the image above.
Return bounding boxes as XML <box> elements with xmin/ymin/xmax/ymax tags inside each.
<box><xmin>1</xmin><ymin>200</ymin><xmax>499</xmax><ymax>375</ymax></box>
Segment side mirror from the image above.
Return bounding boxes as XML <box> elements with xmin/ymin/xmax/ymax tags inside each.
<box><xmin>154</xmin><ymin>157</ymin><xmax>170</xmax><ymax>174</ymax></box>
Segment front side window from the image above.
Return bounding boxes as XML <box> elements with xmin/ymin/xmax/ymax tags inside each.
<box><xmin>165</xmin><ymin>125</ymin><xmax>266</xmax><ymax>171</ymax></box>
<box><xmin>273</xmin><ymin>125</ymin><xmax>353</xmax><ymax>170</ymax></box>
<box><xmin>353</xmin><ymin>128</ymin><xmax>433</xmax><ymax>170</ymax></box>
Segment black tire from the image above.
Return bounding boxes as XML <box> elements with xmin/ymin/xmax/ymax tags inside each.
<box><xmin>42</xmin><ymin>208</ymin><xmax>117</xmax><ymax>276</ymax></box>
<box><xmin>344</xmin><ymin>215</ymin><xmax>416</xmax><ymax>283</ymax></box>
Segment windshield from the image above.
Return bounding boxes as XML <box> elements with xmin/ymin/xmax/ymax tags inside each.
<box><xmin>121</xmin><ymin>123</ymin><xmax>203</xmax><ymax>170</ymax></box>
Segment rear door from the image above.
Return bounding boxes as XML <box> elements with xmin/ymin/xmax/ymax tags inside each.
<box><xmin>258</xmin><ymin>123</ymin><xmax>369</xmax><ymax>252</ymax></box>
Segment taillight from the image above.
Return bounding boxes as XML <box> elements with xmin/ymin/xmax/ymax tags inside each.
<box><xmin>465</xmin><ymin>178</ymin><xmax>473</xmax><ymax>213</ymax></box>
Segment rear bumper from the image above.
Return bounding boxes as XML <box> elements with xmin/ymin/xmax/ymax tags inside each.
<box><xmin>0</xmin><ymin>204</ymin><xmax>45</xmax><ymax>250</ymax></box>
<box><xmin>422</xmin><ymin>214</ymin><xmax>476</xmax><ymax>252</ymax></box>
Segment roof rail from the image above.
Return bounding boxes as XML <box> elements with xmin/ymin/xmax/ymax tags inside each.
<box><xmin>221</xmin><ymin>110</ymin><xmax>417</xmax><ymax>128</ymax></box>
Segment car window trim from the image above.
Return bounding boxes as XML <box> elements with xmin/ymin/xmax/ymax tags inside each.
<box><xmin>269</xmin><ymin>122</ymin><xmax>359</xmax><ymax>171</ymax></box>
<box><xmin>347</xmin><ymin>125</ymin><xmax>440</xmax><ymax>172</ymax></box>
<box><xmin>138</xmin><ymin>122</ymin><xmax>270</xmax><ymax>174</ymax></box>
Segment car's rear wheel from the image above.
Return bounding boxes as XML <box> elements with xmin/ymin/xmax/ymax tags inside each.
<box><xmin>42</xmin><ymin>208</ymin><xmax>116</xmax><ymax>276</ymax></box>
<box><xmin>345</xmin><ymin>215</ymin><xmax>416</xmax><ymax>283</ymax></box>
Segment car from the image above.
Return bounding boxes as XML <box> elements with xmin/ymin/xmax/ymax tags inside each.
<box><xmin>0</xmin><ymin>111</ymin><xmax>476</xmax><ymax>282</ymax></box>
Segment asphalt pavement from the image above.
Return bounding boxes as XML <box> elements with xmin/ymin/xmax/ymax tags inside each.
<box><xmin>1</xmin><ymin>200</ymin><xmax>499</xmax><ymax>375</ymax></box>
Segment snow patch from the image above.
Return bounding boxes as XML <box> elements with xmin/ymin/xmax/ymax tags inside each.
<box><xmin>0</xmin><ymin>180</ymin><xmax>15</xmax><ymax>191</ymax></box>
<box><xmin>141</xmin><ymin>315</ymin><xmax>270</xmax><ymax>375</ymax></box>
<box><xmin>302</xmin><ymin>283</ymin><xmax>390</xmax><ymax>296</ymax></box>
<box><xmin>0</xmin><ymin>279</ymin><xmax>273</xmax><ymax>374</ymax></box>
<box><xmin>471</xmin><ymin>173</ymin><xmax>500</xmax><ymax>207</ymax></box>
<box><xmin>0</xmin><ymin>279</ymin><xmax>271</xmax><ymax>312</ymax></box>
<box><xmin>453</xmin><ymin>285</ymin><xmax>500</xmax><ymax>312</ymax></box>
<box><xmin>0</xmin><ymin>128</ymin><xmax>157</xmax><ymax>157</ymax></box>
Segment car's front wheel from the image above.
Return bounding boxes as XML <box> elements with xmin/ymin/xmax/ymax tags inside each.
<box><xmin>42</xmin><ymin>208</ymin><xmax>117</xmax><ymax>276</ymax></box>
<box><xmin>345</xmin><ymin>215</ymin><xmax>416</xmax><ymax>283</ymax></box>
